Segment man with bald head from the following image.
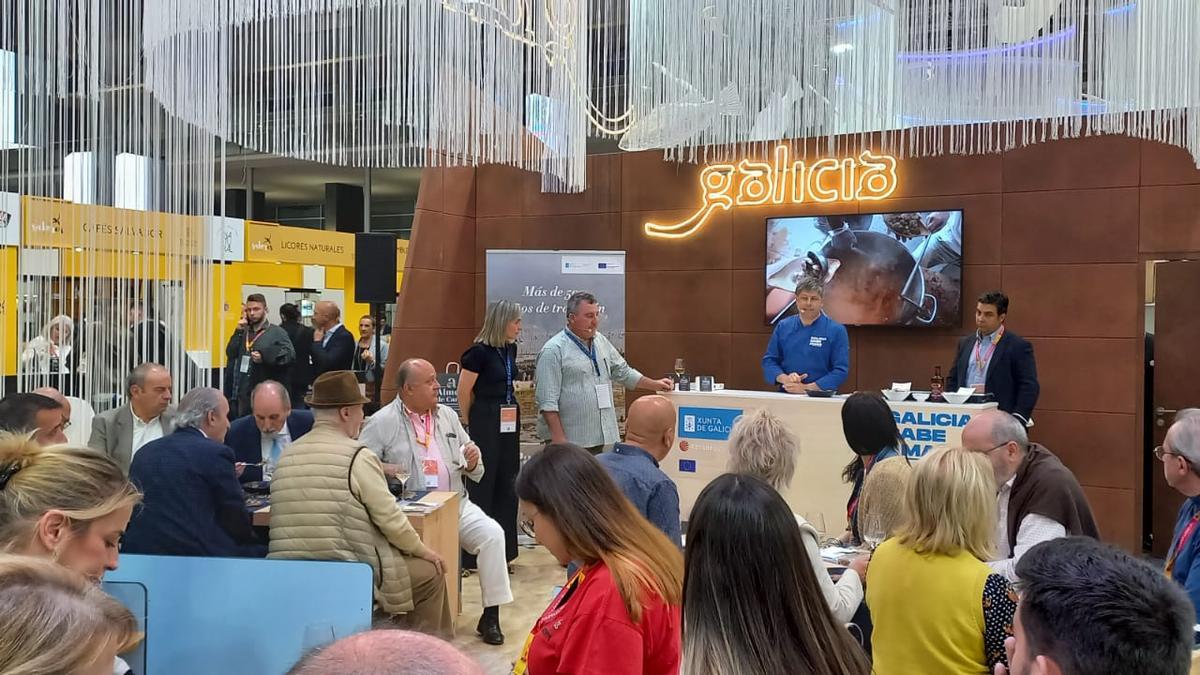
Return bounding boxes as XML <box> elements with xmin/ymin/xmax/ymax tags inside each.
<box><xmin>287</xmin><ymin>630</ymin><xmax>483</xmax><ymax>675</ymax></box>
<box><xmin>960</xmin><ymin>409</ymin><xmax>1097</xmax><ymax>581</ymax></box>
<box><xmin>597</xmin><ymin>394</ymin><xmax>682</xmax><ymax>547</ymax></box>
<box><xmin>31</xmin><ymin>386</ymin><xmax>70</xmax><ymax>434</ymax></box>
<box><xmin>225</xmin><ymin>380</ymin><xmax>314</xmax><ymax>482</ymax></box>
<box><xmin>360</xmin><ymin>358</ymin><xmax>513</xmax><ymax>646</ymax></box>
<box><xmin>311</xmin><ymin>300</ymin><xmax>356</xmax><ymax>377</ymax></box>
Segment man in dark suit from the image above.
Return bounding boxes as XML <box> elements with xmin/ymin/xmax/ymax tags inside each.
<box><xmin>123</xmin><ymin>387</ymin><xmax>265</xmax><ymax>558</ymax></box>
<box><xmin>947</xmin><ymin>290</ymin><xmax>1040</xmax><ymax>424</ymax></box>
<box><xmin>310</xmin><ymin>300</ymin><xmax>355</xmax><ymax>377</ymax></box>
<box><xmin>225</xmin><ymin>380</ymin><xmax>314</xmax><ymax>483</ymax></box>
<box><xmin>278</xmin><ymin>303</ymin><xmax>314</xmax><ymax>407</ymax></box>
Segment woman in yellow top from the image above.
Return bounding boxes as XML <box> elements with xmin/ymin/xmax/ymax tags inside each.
<box><xmin>866</xmin><ymin>446</ymin><xmax>1016</xmax><ymax>674</ymax></box>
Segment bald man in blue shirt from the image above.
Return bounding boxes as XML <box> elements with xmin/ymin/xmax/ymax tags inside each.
<box><xmin>762</xmin><ymin>278</ymin><xmax>850</xmax><ymax>393</ymax></box>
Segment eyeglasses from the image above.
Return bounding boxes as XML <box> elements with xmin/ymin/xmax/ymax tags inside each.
<box><xmin>1155</xmin><ymin>445</ymin><xmax>1187</xmax><ymax>463</ymax></box>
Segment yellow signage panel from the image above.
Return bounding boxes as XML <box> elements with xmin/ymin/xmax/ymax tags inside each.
<box><xmin>245</xmin><ymin>221</ymin><xmax>354</xmax><ymax>267</ymax></box>
<box><xmin>22</xmin><ymin>196</ymin><xmax>203</xmax><ymax>255</ymax></box>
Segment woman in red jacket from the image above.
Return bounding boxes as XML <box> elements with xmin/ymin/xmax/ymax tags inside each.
<box><xmin>514</xmin><ymin>443</ymin><xmax>683</xmax><ymax>675</ymax></box>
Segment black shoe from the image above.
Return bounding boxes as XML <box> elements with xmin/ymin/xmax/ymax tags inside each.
<box><xmin>477</xmin><ymin>614</ymin><xmax>504</xmax><ymax>645</ymax></box>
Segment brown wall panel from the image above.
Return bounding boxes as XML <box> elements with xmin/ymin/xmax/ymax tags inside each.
<box><xmin>475</xmin><ymin>217</ymin><xmax>525</xmax><ymax>273</ymax></box>
<box><xmin>730</xmin><ymin>270</ymin><xmax>775</xmax><ymax>335</ymax></box>
<box><xmin>1002</xmin><ymin>189</ymin><xmax>1139</xmax><ymax>264</ymax></box>
<box><xmin>1001</xmin><ymin>264</ymin><xmax>1140</xmax><ymax>339</ymax></box>
<box><xmin>620</xmin><ymin>152</ymin><xmax>704</xmax><ymax>212</ymax></box>
<box><xmin>1141</xmin><ymin>140</ymin><xmax>1200</xmax><ymax>187</ymax></box>
<box><xmin>622</xmin><ymin>209</ymin><xmax>734</xmax><ymax>272</ymax></box>
<box><xmin>626</xmin><ymin>270</ymin><xmax>732</xmax><ymax>333</ymax></box>
<box><xmin>389</xmin><ymin>328</ymin><xmax>479</xmax><ymax>375</ymax></box>
<box><xmin>1030</xmin><ymin>338</ymin><xmax>1138</xmax><ymax>414</ymax></box>
<box><xmin>414</xmin><ymin>167</ymin><xmax>444</xmax><ymax>212</ymax></box>
<box><xmin>519</xmin><ymin>213</ymin><xmax>622</xmax><ymax>251</ymax></box>
<box><xmin>1030</xmin><ymin>411</ymin><xmax>1139</xmax><ymax>490</ymax></box>
<box><xmin>1139</xmin><ymin>184</ymin><xmax>1200</xmax><ymax>253</ymax></box>
<box><xmin>408</xmin><ymin>210</ymin><xmax>476</xmax><ymax>274</ymax></box>
<box><xmin>393</xmin><ymin>268</ymin><xmax>476</xmax><ymax>330</ymax></box>
<box><xmin>1003</xmin><ymin>135</ymin><xmax>1141</xmax><ymax>193</ymax></box>
<box><xmin>1082</xmin><ymin>486</ymin><xmax>1139</xmax><ymax>550</ymax></box>
<box><xmin>729</xmin><ymin>333</ymin><xmax>775</xmax><ymax>391</ymax></box>
<box><xmin>851</xmin><ymin>331</ymin><xmax>961</xmax><ymax>392</ymax></box>
<box><xmin>625</xmin><ymin>331</ymin><xmax>732</xmax><ymax>386</ymax></box>
<box><xmin>889</xmin><ymin>152</ymin><xmax>1003</xmax><ymax>198</ymax></box>
<box><xmin>960</xmin><ymin>265</ymin><xmax>1003</xmax><ymax>332</ymax></box>
<box><xmin>475</xmin><ymin>164</ymin><xmax>528</xmax><ymax>217</ymax></box>
<box><xmin>442</xmin><ymin>166</ymin><xmax>478</xmax><ymax>218</ymax></box>
<box><xmin>524</xmin><ymin>154</ymin><xmax>621</xmax><ymax>216</ymax></box>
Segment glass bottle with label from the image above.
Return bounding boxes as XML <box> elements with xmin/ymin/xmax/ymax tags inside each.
<box><xmin>930</xmin><ymin>365</ymin><xmax>945</xmax><ymax>402</ymax></box>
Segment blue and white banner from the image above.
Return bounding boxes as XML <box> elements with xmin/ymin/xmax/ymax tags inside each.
<box><xmin>678</xmin><ymin>406</ymin><xmax>743</xmax><ymax>441</ymax></box>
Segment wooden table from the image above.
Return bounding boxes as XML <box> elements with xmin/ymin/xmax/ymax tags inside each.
<box><xmin>252</xmin><ymin>491</ymin><xmax>462</xmax><ymax>615</ymax></box>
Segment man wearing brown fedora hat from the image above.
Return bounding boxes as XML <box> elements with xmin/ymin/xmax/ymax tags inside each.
<box><xmin>267</xmin><ymin>370</ymin><xmax>453</xmax><ymax>635</ymax></box>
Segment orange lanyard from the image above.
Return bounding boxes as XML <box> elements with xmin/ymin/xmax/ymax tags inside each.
<box><xmin>244</xmin><ymin>327</ymin><xmax>265</xmax><ymax>352</ymax></box>
<box><xmin>971</xmin><ymin>326</ymin><xmax>1004</xmax><ymax>372</ymax></box>
<box><xmin>514</xmin><ymin>567</ymin><xmax>586</xmax><ymax>674</ymax></box>
<box><xmin>1166</xmin><ymin>513</ymin><xmax>1200</xmax><ymax>576</ymax></box>
<box><xmin>412</xmin><ymin>412</ymin><xmax>435</xmax><ymax>450</ymax></box>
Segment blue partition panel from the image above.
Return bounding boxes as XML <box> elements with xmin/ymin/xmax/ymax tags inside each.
<box><xmin>105</xmin><ymin>555</ymin><xmax>374</xmax><ymax>675</ymax></box>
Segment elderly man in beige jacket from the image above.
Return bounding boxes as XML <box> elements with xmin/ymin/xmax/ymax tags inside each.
<box><xmin>268</xmin><ymin>370</ymin><xmax>452</xmax><ymax>636</ymax></box>
<box><xmin>360</xmin><ymin>358</ymin><xmax>513</xmax><ymax>646</ymax></box>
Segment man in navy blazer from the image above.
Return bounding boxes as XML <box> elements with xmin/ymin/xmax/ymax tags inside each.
<box><xmin>310</xmin><ymin>300</ymin><xmax>356</xmax><ymax>377</ymax></box>
<box><xmin>946</xmin><ymin>290</ymin><xmax>1040</xmax><ymax>424</ymax></box>
<box><xmin>225</xmin><ymin>380</ymin><xmax>314</xmax><ymax>482</ymax></box>
<box><xmin>123</xmin><ymin>387</ymin><xmax>265</xmax><ymax>558</ymax></box>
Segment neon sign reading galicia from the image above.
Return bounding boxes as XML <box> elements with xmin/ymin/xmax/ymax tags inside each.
<box><xmin>643</xmin><ymin>145</ymin><xmax>899</xmax><ymax>240</ymax></box>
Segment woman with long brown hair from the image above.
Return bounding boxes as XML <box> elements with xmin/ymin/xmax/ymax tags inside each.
<box><xmin>514</xmin><ymin>443</ymin><xmax>683</xmax><ymax>675</ymax></box>
<box><xmin>683</xmin><ymin>473</ymin><xmax>870</xmax><ymax>675</ymax></box>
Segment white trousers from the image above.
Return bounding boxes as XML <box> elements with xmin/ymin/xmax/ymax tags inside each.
<box><xmin>460</xmin><ymin>499</ymin><xmax>514</xmax><ymax>608</ymax></box>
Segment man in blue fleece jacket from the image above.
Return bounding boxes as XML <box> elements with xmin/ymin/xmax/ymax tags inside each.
<box><xmin>761</xmin><ymin>277</ymin><xmax>850</xmax><ymax>393</ymax></box>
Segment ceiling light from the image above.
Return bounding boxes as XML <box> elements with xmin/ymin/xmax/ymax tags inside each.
<box><xmin>830</xmin><ymin>43</ymin><xmax>854</xmax><ymax>55</ymax></box>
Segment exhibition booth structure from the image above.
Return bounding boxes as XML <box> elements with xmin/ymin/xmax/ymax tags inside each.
<box><xmin>0</xmin><ymin>194</ymin><xmax>407</xmax><ymax>416</ymax></box>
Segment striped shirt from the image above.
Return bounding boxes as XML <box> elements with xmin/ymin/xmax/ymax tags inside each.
<box><xmin>535</xmin><ymin>329</ymin><xmax>643</xmax><ymax>447</ymax></box>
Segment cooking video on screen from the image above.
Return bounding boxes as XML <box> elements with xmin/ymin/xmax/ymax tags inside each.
<box><xmin>765</xmin><ymin>211</ymin><xmax>963</xmax><ymax>327</ymax></box>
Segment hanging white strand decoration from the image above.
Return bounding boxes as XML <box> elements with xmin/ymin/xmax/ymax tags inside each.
<box><xmin>2</xmin><ymin>0</ymin><xmax>219</xmax><ymax>411</ymax></box>
<box><xmin>136</xmin><ymin>0</ymin><xmax>1200</xmax><ymax>193</ymax></box>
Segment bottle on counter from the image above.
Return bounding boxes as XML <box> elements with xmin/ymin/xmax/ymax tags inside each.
<box><xmin>930</xmin><ymin>365</ymin><xmax>945</xmax><ymax>402</ymax></box>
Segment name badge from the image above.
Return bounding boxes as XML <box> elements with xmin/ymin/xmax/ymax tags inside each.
<box><xmin>423</xmin><ymin>458</ymin><xmax>440</xmax><ymax>489</ymax></box>
<box><xmin>239</xmin><ymin>354</ymin><xmax>251</xmax><ymax>374</ymax></box>
<box><xmin>499</xmin><ymin>405</ymin><xmax>518</xmax><ymax>434</ymax></box>
<box><xmin>809</xmin><ymin>336</ymin><xmax>826</xmax><ymax>347</ymax></box>
<box><xmin>596</xmin><ymin>383</ymin><xmax>614</xmax><ymax>409</ymax></box>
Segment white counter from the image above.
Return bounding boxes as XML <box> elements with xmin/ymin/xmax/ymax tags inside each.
<box><xmin>664</xmin><ymin>389</ymin><xmax>997</xmax><ymax>530</ymax></box>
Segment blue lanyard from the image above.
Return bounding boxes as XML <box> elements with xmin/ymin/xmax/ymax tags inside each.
<box><xmin>497</xmin><ymin>345</ymin><xmax>513</xmax><ymax>405</ymax></box>
<box><xmin>563</xmin><ymin>329</ymin><xmax>601</xmax><ymax>376</ymax></box>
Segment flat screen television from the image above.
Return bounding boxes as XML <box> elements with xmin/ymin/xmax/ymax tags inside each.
<box><xmin>765</xmin><ymin>210</ymin><xmax>963</xmax><ymax>327</ymax></box>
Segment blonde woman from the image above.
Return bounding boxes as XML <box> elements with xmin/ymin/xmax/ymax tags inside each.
<box><xmin>0</xmin><ymin>432</ymin><xmax>140</xmax><ymax>580</ymax></box>
<box><xmin>21</xmin><ymin>314</ymin><xmax>75</xmax><ymax>375</ymax></box>
<box><xmin>856</xmin><ymin>456</ymin><xmax>913</xmax><ymax>542</ymax></box>
<box><xmin>0</xmin><ymin>554</ymin><xmax>141</xmax><ymax>675</ymax></box>
<box><xmin>726</xmin><ymin>408</ymin><xmax>867</xmax><ymax>624</ymax></box>
<box><xmin>866</xmin><ymin>446</ymin><xmax>1017</xmax><ymax>674</ymax></box>
<box><xmin>0</xmin><ymin>432</ymin><xmax>142</xmax><ymax>674</ymax></box>
<box><xmin>457</xmin><ymin>300</ymin><xmax>523</xmax><ymax>570</ymax></box>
